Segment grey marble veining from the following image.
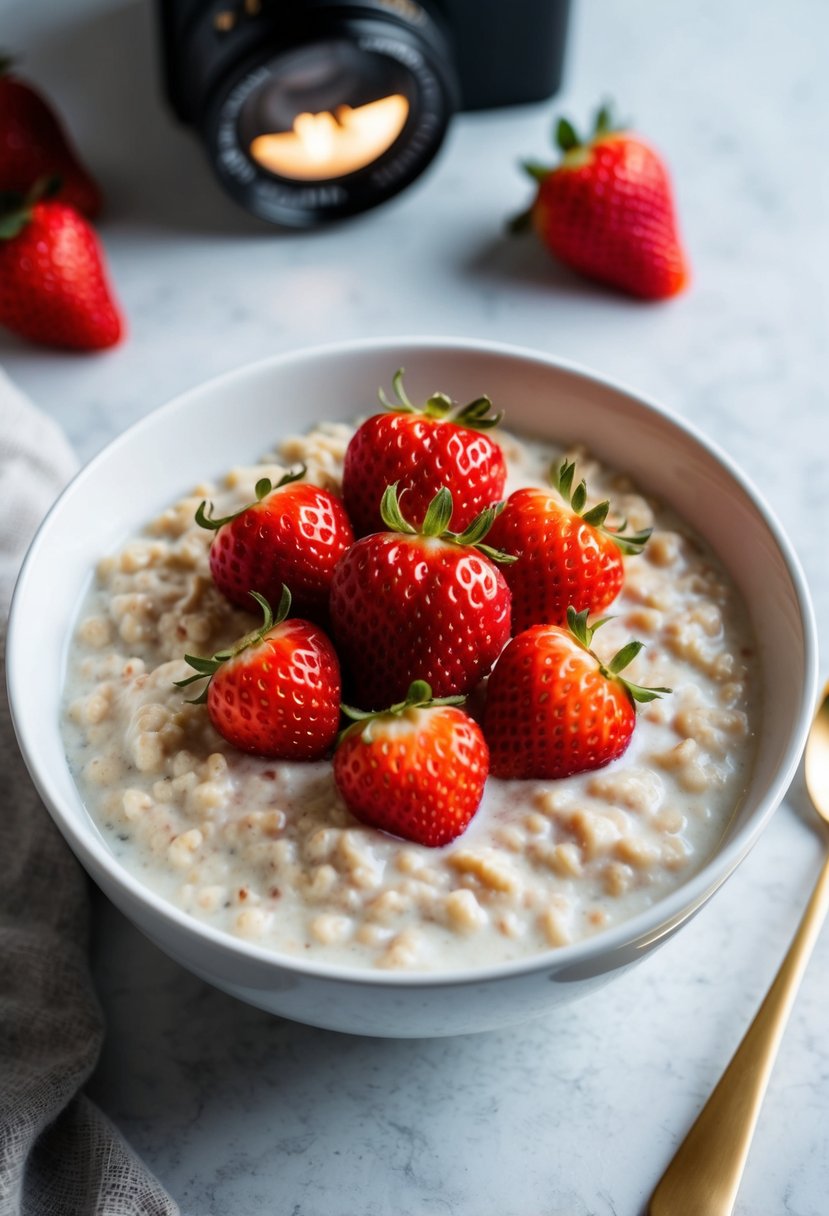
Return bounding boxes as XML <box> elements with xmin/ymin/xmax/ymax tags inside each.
<box><xmin>2</xmin><ymin>0</ymin><xmax>829</xmax><ymax>1211</ymax></box>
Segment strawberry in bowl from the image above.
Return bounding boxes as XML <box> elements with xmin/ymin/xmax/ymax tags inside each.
<box><xmin>483</xmin><ymin>608</ymin><xmax>670</xmax><ymax>780</ymax></box>
<box><xmin>175</xmin><ymin>587</ymin><xmax>341</xmax><ymax>760</ymax></box>
<box><xmin>342</xmin><ymin>369</ymin><xmax>507</xmax><ymax>536</ymax></box>
<box><xmin>329</xmin><ymin>482</ymin><xmax>513</xmax><ymax>708</ymax></box>
<box><xmin>334</xmin><ymin>680</ymin><xmax>489</xmax><ymax>848</ymax></box>
<box><xmin>195</xmin><ymin>465</ymin><xmax>354</xmax><ymax>622</ymax></box>
<box><xmin>487</xmin><ymin>458</ymin><xmax>651</xmax><ymax>634</ymax></box>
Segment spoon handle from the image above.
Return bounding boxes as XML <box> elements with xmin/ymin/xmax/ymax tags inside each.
<box><xmin>649</xmin><ymin>853</ymin><xmax>829</xmax><ymax>1216</ymax></box>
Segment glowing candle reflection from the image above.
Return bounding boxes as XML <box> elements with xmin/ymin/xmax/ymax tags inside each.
<box><xmin>250</xmin><ymin>94</ymin><xmax>409</xmax><ymax>180</ymax></box>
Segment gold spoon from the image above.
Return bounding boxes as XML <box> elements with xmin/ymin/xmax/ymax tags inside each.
<box><xmin>649</xmin><ymin>680</ymin><xmax>829</xmax><ymax>1216</ymax></box>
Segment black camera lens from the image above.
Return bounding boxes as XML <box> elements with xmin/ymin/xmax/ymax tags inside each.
<box><xmin>159</xmin><ymin>0</ymin><xmax>571</xmax><ymax>227</ymax></box>
<box><xmin>180</xmin><ymin>1</ymin><xmax>458</xmax><ymax>226</ymax></box>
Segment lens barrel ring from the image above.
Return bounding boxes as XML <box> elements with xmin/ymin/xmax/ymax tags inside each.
<box><xmin>195</xmin><ymin>0</ymin><xmax>459</xmax><ymax>225</ymax></box>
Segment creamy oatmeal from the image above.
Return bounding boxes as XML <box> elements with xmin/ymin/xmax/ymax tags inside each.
<box><xmin>61</xmin><ymin>422</ymin><xmax>758</xmax><ymax>971</ymax></box>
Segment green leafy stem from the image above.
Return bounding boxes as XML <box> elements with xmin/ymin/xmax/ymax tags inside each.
<box><xmin>380</xmin><ymin>483</ymin><xmax>517</xmax><ymax>565</ymax></box>
<box><xmin>379</xmin><ymin>368</ymin><xmax>503</xmax><ymax>431</ymax></box>
<box><xmin>566</xmin><ymin>606</ymin><xmax>671</xmax><ymax>706</ymax></box>
<box><xmin>339</xmin><ymin>679</ymin><xmax>466</xmax><ymax>745</ymax></box>
<box><xmin>554</xmin><ymin>459</ymin><xmax>651</xmax><ymax>556</ymax></box>
<box><xmin>195</xmin><ymin>464</ymin><xmax>307</xmax><ymax>531</ymax></box>
<box><xmin>173</xmin><ymin>587</ymin><xmax>290</xmax><ymax>703</ymax></box>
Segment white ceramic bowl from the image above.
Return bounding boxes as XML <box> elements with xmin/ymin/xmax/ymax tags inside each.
<box><xmin>7</xmin><ymin>338</ymin><xmax>818</xmax><ymax>1037</ymax></box>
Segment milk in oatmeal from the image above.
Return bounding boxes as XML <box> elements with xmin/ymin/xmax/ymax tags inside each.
<box><xmin>62</xmin><ymin>421</ymin><xmax>758</xmax><ymax>971</ymax></box>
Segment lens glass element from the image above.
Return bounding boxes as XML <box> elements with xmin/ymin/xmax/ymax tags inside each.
<box><xmin>240</xmin><ymin>41</ymin><xmax>415</xmax><ymax>181</ymax></box>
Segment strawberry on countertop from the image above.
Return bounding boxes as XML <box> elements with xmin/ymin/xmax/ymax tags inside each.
<box><xmin>196</xmin><ymin>466</ymin><xmax>354</xmax><ymax>623</ymax></box>
<box><xmin>483</xmin><ymin>607</ymin><xmax>670</xmax><ymax>780</ymax></box>
<box><xmin>0</xmin><ymin>55</ymin><xmax>102</xmax><ymax>217</ymax></box>
<box><xmin>0</xmin><ymin>184</ymin><xmax>122</xmax><ymax>350</ymax></box>
<box><xmin>175</xmin><ymin>588</ymin><xmax>341</xmax><ymax>761</ymax></box>
<box><xmin>487</xmin><ymin>457</ymin><xmax>651</xmax><ymax>634</ymax></box>
<box><xmin>334</xmin><ymin>680</ymin><xmax>489</xmax><ymax>847</ymax></box>
<box><xmin>513</xmin><ymin>103</ymin><xmax>690</xmax><ymax>300</ymax></box>
<box><xmin>342</xmin><ymin>369</ymin><xmax>507</xmax><ymax>537</ymax></box>
<box><xmin>329</xmin><ymin>483</ymin><xmax>514</xmax><ymax>709</ymax></box>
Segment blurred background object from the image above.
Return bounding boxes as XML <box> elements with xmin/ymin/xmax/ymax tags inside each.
<box><xmin>0</xmin><ymin>53</ymin><xmax>102</xmax><ymax>215</ymax></box>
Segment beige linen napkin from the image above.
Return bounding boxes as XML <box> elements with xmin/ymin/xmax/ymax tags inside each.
<box><xmin>0</xmin><ymin>366</ymin><xmax>178</xmax><ymax>1216</ymax></box>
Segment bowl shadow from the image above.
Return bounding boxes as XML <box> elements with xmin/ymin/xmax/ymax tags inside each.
<box><xmin>87</xmin><ymin>895</ymin><xmax>652</xmax><ymax>1214</ymax></box>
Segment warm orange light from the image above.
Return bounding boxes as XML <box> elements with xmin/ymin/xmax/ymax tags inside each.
<box><xmin>249</xmin><ymin>94</ymin><xmax>409</xmax><ymax>180</ymax></box>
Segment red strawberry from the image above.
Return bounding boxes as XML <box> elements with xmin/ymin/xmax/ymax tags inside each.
<box><xmin>342</xmin><ymin>369</ymin><xmax>507</xmax><ymax>536</ymax></box>
<box><xmin>196</xmin><ymin>467</ymin><xmax>354</xmax><ymax>622</ymax></box>
<box><xmin>483</xmin><ymin>608</ymin><xmax>670</xmax><ymax>780</ymax></box>
<box><xmin>0</xmin><ymin>191</ymin><xmax>122</xmax><ymax>349</ymax></box>
<box><xmin>0</xmin><ymin>60</ymin><xmax>102</xmax><ymax>217</ymax></box>
<box><xmin>334</xmin><ymin>680</ymin><xmax>489</xmax><ymax>847</ymax></box>
<box><xmin>487</xmin><ymin>458</ymin><xmax>650</xmax><ymax>634</ymax></box>
<box><xmin>513</xmin><ymin>103</ymin><xmax>689</xmax><ymax>300</ymax></box>
<box><xmin>175</xmin><ymin>588</ymin><xmax>341</xmax><ymax>760</ymax></box>
<box><xmin>329</xmin><ymin>484</ymin><xmax>513</xmax><ymax>709</ymax></box>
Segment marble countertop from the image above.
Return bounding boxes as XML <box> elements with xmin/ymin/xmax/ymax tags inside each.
<box><xmin>4</xmin><ymin>0</ymin><xmax>828</xmax><ymax>1212</ymax></box>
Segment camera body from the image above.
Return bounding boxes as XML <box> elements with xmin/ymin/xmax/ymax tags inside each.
<box><xmin>158</xmin><ymin>0</ymin><xmax>570</xmax><ymax>225</ymax></box>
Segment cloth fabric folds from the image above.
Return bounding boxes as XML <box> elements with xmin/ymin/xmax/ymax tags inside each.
<box><xmin>0</xmin><ymin>367</ymin><xmax>178</xmax><ymax>1216</ymax></box>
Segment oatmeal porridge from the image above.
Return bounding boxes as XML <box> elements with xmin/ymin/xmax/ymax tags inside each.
<box><xmin>61</xmin><ymin>421</ymin><xmax>759</xmax><ymax>971</ymax></box>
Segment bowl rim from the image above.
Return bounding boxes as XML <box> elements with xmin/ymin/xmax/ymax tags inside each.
<box><xmin>6</xmin><ymin>335</ymin><xmax>819</xmax><ymax>989</ymax></box>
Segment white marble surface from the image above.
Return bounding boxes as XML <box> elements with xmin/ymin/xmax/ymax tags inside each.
<box><xmin>3</xmin><ymin>0</ymin><xmax>829</xmax><ymax>1212</ymax></box>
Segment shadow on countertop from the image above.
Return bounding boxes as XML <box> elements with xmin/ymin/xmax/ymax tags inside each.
<box><xmin>87</xmin><ymin>892</ymin><xmax>646</xmax><ymax>1215</ymax></box>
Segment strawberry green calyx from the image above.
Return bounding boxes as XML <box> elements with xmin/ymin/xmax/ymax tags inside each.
<box><xmin>554</xmin><ymin>102</ymin><xmax>620</xmax><ymax>156</ymax></box>
<box><xmin>0</xmin><ymin>203</ymin><xmax>29</xmax><ymax>241</ymax></box>
<box><xmin>174</xmin><ymin>587</ymin><xmax>291</xmax><ymax>703</ymax></box>
<box><xmin>554</xmin><ymin>459</ymin><xmax>651</xmax><ymax>556</ymax></box>
<box><xmin>195</xmin><ymin>464</ymin><xmax>307</xmax><ymax>531</ymax></box>
<box><xmin>0</xmin><ymin>175</ymin><xmax>60</xmax><ymax>240</ymax></box>
<box><xmin>566</xmin><ymin>606</ymin><xmax>671</xmax><ymax>705</ymax></box>
<box><xmin>339</xmin><ymin>679</ymin><xmax>466</xmax><ymax>744</ymax></box>
<box><xmin>378</xmin><ymin>368</ymin><xmax>503</xmax><ymax>431</ymax></box>
<box><xmin>510</xmin><ymin>102</ymin><xmax>624</xmax><ymax>234</ymax></box>
<box><xmin>379</xmin><ymin>483</ymin><xmax>517</xmax><ymax>564</ymax></box>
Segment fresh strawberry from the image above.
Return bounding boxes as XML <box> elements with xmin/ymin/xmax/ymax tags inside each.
<box><xmin>334</xmin><ymin>680</ymin><xmax>489</xmax><ymax>847</ymax></box>
<box><xmin>0</xmin><ymin>190</ymin><xmax>122</xmax><ymax>349</ymax></box>
<box><xmin>175</xmin><ymin>588</ymin><xmax>341</xmax><ymax>760</ymax></box>
<box><xmin>329</xmin><ymin>484</ymin><xmax>513</xmax><ymax>708</ymax></box>
<box><xmin>483</xmin><ymin>607</ymin><xmax>670</xmax><ymax>780</ymax></box>
<box><xmin>513</xmin><ymin>103</ymin><xmax>689</xmax><ymax>299</ymax></box>
<box><xmin>342</xmin><ymin>369</ymin><xmax>507</xmax><ymax>536</ymax></box>
<box><xmin>196</xmin><ymin>466</ymin><xmax>354</xmax><ymax>622</ymax></box>
<box><xmin>0</xmin><ymin>58</ymin><xmax>102</xmax><ymax>217</ymax></box>
<box><xmin>487</xmin><ymin>458</ymin><xmax>650</xmax><ymax>634</ymax></box>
